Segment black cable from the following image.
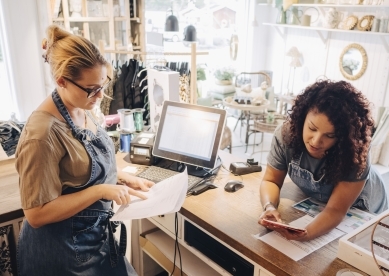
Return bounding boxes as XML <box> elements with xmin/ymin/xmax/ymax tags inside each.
<box><xmin>170</xmin><ymin>214</ymin><xmax>177</xmax><ymax>275</ymax></box>
<box><xmin>221</xmin><ymin>163</ymin><xmax>244</xmax><ymax>181</ymax></box>
<box><xmin>170</xmin><ymin>212</ymin><xmax>183</xmax><ymax>276</ymax></box>
<box><xmin>175</xmin><ymin>213</ymin><xmax>183</xmax><ymax>276</ymax></box>
<box><xmin>186</xmin><ymin>170</ymin><xmax>219</xmax><ymax>196</ymax></box>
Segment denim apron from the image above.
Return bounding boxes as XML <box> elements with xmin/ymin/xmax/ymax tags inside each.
<box><xmin>288</xmin><ymin>152</ymin><xmax>388</xmax><ymax>214</ymax></box>
<box><xmin>17</xmin><ymin>90</ymin><xmax>137</xmax><ymax>276</ymax></box>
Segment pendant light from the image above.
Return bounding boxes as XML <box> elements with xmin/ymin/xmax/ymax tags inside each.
<box><xmin>183</xmin><ymin>25</ymin><xmax>197</xmax><ymax>42</ymax></box>
<box><xmin>165</xmin><ymin>9</ymin><xmax>179</xmax><ymax>32</ymax></box>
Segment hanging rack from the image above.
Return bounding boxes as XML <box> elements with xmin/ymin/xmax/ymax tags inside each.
<box><xmin>99</xmin><ymin>40</ymin><xmax>208</xmax><ymax>104</ymax></box>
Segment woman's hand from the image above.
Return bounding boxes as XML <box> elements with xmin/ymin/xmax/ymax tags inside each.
<box><xmin>259</xmin><ymin>208</ymin><xmax>282</xmax><ymax>224</ymax></box>
<box><xmin>266</xmin><ymin>224</ymin><xmax>308</xmax><ymax>241</ymax></box>
<box><xmin>259</xmin><ymin>210</ymin><xmax>308</xmax><ymax>241</ymax></box>
<box><xmin>117</xmin><ymin>170</ymin><xmax>155</xmax><ymax>191</ymax></box>
<box><xmin>97</xmin><ymin>184</ymin><xmax>148</xmax><ymax>205</ymax></box>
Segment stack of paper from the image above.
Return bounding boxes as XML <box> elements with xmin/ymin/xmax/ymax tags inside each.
<box><xmin>112</xmin><ymin>169</ymin><xmax>188</xmax><ymax>220</ymax></box>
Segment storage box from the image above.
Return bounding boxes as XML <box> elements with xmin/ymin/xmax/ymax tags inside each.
<box><xmin>337</xmin><ymin>209</ymin><xmax>389</xmax><ymax>275</ymax></box>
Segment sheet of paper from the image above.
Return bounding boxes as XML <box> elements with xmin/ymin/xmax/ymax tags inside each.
<box><xmin>138</xmin><ymin>138</ymin><xmax>149</xmax><ymax>144</ymax></box>
<box><xmin>112</xmin><ymin>168</ymin><xmax>188</xmax><ymax>220</ymax></box>
<box><xmin>293</xmin><ymin>197</ymin><xmax>325</xmax><ymax>217</ymax></box>
<box><xmin>139</xmin><ymin>133</ymin><xmax>154</xmax><ymax>138</ymax></box>
<box><xmin>122</xmin><ymin>166</ymin><xmax>139</xmax><ymax>174</ymax></box>
<box><xmin>255</xmin><ymin>215</ymin><xmax>344</xmax><ymax>261</ymax></box>
<box><xmin>337</xmin><ymin>207</ymin><xmax>375</xmax><ymax>233</ymax></box>
<box><xmin>293</xmin><ymin>197</ymin><xmax>376</xmax><ymax>233</ymax></box>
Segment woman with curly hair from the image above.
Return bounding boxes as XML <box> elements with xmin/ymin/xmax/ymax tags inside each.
<box><xmin>258</xmin><ymin>80</ymin><xmax>388</xmax><ymax>241</ymax></box>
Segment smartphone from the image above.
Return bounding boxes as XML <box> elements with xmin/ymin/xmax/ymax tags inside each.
<box><xmin>262</xmin><ymin>218</ymin><xmax>306</xmax><ymax>233</ymax></box>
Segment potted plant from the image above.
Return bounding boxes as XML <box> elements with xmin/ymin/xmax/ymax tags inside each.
<box><xmin>213</xmin><ymin>67</ymin><xmax>235</xmax><ymax>85</ymax></box>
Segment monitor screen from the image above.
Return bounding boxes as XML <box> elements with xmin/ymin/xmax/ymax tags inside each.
<box><xmin>152</xmin><ymin>101</ymin><xmax>226</xmax><ymax>169</ymax></box>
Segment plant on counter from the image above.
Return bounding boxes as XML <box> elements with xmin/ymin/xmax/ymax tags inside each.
<box><xmin>197</xmin><ymin>67</ymin><xmax>206</xmax><ymax>81</ymax></box>
<box><xmin>213</xmin><ymin>67</ymin><xmax>235</xmax><ymax>85</ymax></box>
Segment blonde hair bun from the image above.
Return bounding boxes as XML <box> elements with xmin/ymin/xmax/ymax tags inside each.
<box><xmin>42</xmin><ymin>38</ymin><xmax>48</xmax><ymax>50</ymax></box>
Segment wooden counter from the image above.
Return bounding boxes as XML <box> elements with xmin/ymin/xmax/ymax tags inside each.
<box><xmin>0</xmin><ymin>158</ymin><xmax>23</xmax><ymax>223</ymax></box>
<box><xmin>116</xmin><ymin>151</ymin><xmax>367</xmax><ymax>276</ymax></box>
<box><xmin>178</xmin><ymin>151</ymin><xmax>367</xmax><ymax>276</ymax></box>
<box><xmin>1</xmin><ymin>151</ymin><xmax>367</xmax><ymax>275</ymax></box>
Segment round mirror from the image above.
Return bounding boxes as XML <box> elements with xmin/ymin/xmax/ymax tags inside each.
<box><xmin>339</xmin><ymin>43</ymin><xmax>367</xmax><ymax>81</ymax></box>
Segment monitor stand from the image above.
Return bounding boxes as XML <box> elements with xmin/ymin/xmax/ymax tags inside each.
<box><xmin>154</xmin><ymin>156</ymin><xmax>221</xmax><ymax>178</ymax></box>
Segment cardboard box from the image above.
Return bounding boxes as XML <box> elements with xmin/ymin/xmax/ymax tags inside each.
<box><xmin>338</xmin><ymin>209</ymin><xmax>389</xmax><ymax>275</ymax></box>
<box><xmin>147</xmin><ymin>69</ymin><xmax>179</xmax><ymax>132</ymax></box>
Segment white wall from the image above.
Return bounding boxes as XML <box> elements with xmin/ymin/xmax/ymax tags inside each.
<box><xmin>252</xmin><ymin>5</ymin><xmax>389</xmax><ymax>118</ymax></box>
<box><xmin>1</xmin><ymin>0</ymin><xmax>47</xmax><ymax>121</ymax></box>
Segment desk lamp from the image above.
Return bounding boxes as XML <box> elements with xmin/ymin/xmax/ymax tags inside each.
<box><xmin>286</xmin><ymin>47</ymin><xmax>302</xmax><ymax>95</ymax></box>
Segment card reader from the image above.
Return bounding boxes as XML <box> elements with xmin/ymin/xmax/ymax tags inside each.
<box><xmin>229</xmin><ymin>161</ymin><xmax>262</xmax><ymax>175</ymax></box>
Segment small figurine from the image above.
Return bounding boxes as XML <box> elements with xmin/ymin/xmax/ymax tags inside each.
<box><xmin>322</xmin><ymin>8</ymin><xmax>341</xmax><ymax>29</ymax></box>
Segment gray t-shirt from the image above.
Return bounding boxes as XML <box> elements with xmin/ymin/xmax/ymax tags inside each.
<box><xmin>267</xmin><ymin>125</ymin><xmax>369</xmax><ymax>183</ymax></box>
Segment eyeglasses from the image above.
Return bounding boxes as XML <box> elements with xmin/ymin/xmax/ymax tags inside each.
<box><xmin>64</xmin><ymin>76</ymin><xmax>111</xmax><ymax>98</ymax></box>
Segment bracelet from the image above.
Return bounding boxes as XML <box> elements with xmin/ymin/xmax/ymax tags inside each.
<box><xmin>262</xmin><ymin>202</ymin><xmax>276</xmax><ymax>211</ymax></box>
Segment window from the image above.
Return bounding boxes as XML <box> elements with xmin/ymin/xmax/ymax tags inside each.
<box><xmin>0</xmin><ymin>4</ymin><xmax>17</xmax><ymax>121</ymax></box>
<box><xmin>0</xmin><ymin>1</ymin><xmax>46</xmax><ymax>122</ymax></box>
<box><xmin>144</xmin><ymin>0</ymin><xmax>246</xmax><ymax>98</ymax></box>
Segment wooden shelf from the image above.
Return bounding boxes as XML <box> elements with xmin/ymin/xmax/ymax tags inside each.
<box><xmin>68</xmin><ymin>17</ymin><xmax>109</xmax><ymax>22</ymax></box>
<box><xmin>47</xmin><ymin>0</ymin><xmax>145</xmax><ymax>62</ymax></box>
<box><xmin>142</xmin><ymin>230</ymin><xmax>222</xmax><ymax>275</ymax></box>
<box><xmin>114</xmin><ymin>17</ymin><xmax>127</xmax><ymax>21</ymax></box>
<box><xmin>130</xmin><ymin>17</ymin><xmax>141</xmax><ymax>23</ymax></box>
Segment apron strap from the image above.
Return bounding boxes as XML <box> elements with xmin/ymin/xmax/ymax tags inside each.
<box><xmin>108</xmin><ymin>211</ymin><xmax>127</xmax><ymax>267</ymax></box>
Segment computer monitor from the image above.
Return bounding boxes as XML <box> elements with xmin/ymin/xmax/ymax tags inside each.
<box><xmin>152</xmin><ymin>101</ymin><xmax>226</xmax><ymax>170</ymax></box>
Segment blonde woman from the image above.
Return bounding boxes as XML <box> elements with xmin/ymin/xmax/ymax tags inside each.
<box><xmin>15</xmin><ymin>25</ymin><xmax>153</xmax><ymax>275</ymax></box>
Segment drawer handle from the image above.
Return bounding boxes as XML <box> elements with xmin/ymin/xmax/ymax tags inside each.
<box><xmin>158</xmin><ymin>215</ymin><xmax>165</xmax><ymax>218</ymax></box>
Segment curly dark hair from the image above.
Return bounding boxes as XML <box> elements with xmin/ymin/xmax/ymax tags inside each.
<box><xmin>285</xmin><ymin>80</ymin><xmax>374</xmax><ymax>184</ymax></box>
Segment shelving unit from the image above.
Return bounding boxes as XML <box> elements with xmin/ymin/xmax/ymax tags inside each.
<box><xmin>264</xmin><ymin>23</ymin><xmax>389</xmax><ymax>47</ymax></box>
<box><xmin>46</xmin><ymin>0</ymin><xmax>145</xmax><ymax>61</ymax></box>
<box><xmin>263</xmin><ymin>4</ymin><xmax>389</xmax><ymax>51</ymax></box>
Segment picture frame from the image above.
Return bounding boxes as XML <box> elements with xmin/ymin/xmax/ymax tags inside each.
<box><xmin>357</xmin><ymin>15</ymin><xmax>374</xmax><ymax>31</ymax></box>
<box><xmin>343</xmin><ymin>15</ymin><xmax>358</xmax><ymax>30</ymax></box>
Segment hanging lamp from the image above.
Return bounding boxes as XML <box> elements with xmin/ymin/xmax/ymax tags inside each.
<box><xmin>165</xmin><ymin>9</ymin><xmax>179</xmax><ymax>32</ymax></box>
<box><xmin>183</xmin><ymin>25</ymin><xmax>197</xmax><ymax>42</ymax></box>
